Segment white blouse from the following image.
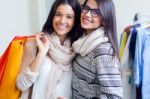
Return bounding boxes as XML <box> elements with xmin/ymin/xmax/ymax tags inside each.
<box><xmin>16</xmin><ymin>56</ymin><xmax>72</xmax><ymax>99</ymax></box>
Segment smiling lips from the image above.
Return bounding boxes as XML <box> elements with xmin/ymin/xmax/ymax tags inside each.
<box><xmin>57</xmin><ymin>24</ymin><xmax>67</xmax><ymax>30</ymax></box>
<box><xmin>82</xmin><ymin>17</ymin><xmax>93</xmax><ymax>24</ymax></box>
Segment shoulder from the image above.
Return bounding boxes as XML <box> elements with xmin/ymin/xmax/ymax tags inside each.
<box><xmin>24</xmin><ymin>36</ymin><xmax>37</xmax><ymax>56</ymax></box>
<box><xmin>91</xmin><ymin>43</ymin><xmax>120</xmax><ymax>71</ymax></box>
<box><xmin>25</xmin><ymin>37</ymin><xmax>36</xmax><ymax>47</ymax></box>
<box><xmin>92</xmin><ymin>42</ymin><xmax>113</xmax><ymax>57</ymax></box>
<box><xmin>25</xmin><ymin>32</ymin><xmax>46</xmax><ymax>45</ymax></box>
<box><xmin>26</xmin><ymin>36</ymin><xmax>36</xmax><ymax>43</ymax></box>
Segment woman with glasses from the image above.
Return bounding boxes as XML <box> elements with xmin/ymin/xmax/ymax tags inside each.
<box><xmin>72</xmin><ymin>0</ymin><xmax>123</xmax><ymax>98</ymax></box>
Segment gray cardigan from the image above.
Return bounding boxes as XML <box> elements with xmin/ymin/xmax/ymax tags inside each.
<box><xmin>72</xmin><ymin>42</ymin><xmax>122</xmax><ymax>99</ymax></box>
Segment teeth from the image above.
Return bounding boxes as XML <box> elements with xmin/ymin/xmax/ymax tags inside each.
<box><xmin>83</xmin><ymin>18</ymin><xmax>90</xmax><ymax>23</ymax></box>
<box><xmin>58</xmin><ymin>25</ymin><xmax>66</xmax><ymax>29</ymax></box>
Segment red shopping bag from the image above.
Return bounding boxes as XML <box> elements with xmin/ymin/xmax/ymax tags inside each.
<box><xmin>0</xmin><ymin>42</ymin><xmax>11</xmax><ymax>83</ymax></box>
<box><xmin>0</xmin><ymin>36</ymin><xmax>34</xmax><ymax>99</ymax></box>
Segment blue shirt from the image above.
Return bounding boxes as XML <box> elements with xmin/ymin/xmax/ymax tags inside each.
<box><xmin>134</xmin><ymin>27</ymin><xmax>150</xmax><ymax>99</ymax></box>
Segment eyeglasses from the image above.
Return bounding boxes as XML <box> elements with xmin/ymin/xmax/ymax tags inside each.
<box><xmin>81</xmin><ymin>5</ymin><xmax>100</xmax><ymax>17</ymax></box>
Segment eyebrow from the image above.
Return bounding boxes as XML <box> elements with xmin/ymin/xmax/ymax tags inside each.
<box><xmin>66</xmin><ymin>14</ymin><xmax>74</xmax><ymax>16</ymax></box>
<box><xmin>85</xmin><ymin>4</ymin><xmax>99</xmax><ymax>10</ymax></box>
<box><xmin>55</xmin><ymin>12</ymin><xmax>74</xmax><ymax>16</ymax></box>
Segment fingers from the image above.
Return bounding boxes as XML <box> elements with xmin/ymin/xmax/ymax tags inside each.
<box><xmin>40</xmin><ymin>32</ymin><xmax>45</xmax><ymax>36</ymax></box>
<box><xmin>57</xmin><ymin>97</ymin><xmax>63</xmax><ymax>99</ymax></box>
<box><xmin>57</xmin><ymin>96</ymin><xmax>68</xmax><ymax>99</ymax></box>
<box><xmin>35</xmin><ymin>32</ymin><xmax>50</xmax><ymax>54</ymax></box>
<box><xmin>35</xmin><ymin>32</ymin><xmax>50</xmax><ymax>48</ymax></box>
<box><xmin>36</xmin><ymin>32</ymin><xmax>48</xmax><ymax>43</ymax></box>
<box><xmin>39</xmin><ymin>36</ymin><xmax>46</xmax><ymax>43</ymax></box>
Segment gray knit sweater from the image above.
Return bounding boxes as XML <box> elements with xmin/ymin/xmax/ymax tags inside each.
<box><xmin>72</xmin><ymin>42</ymin><xmax>122</xmax><ymax>99</ymax></box>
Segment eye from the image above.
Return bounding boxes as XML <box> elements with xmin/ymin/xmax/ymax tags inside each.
<box><xmin>66</xmin><ymin>15</ymin><xmax>73</xmax><ymax>19</ymax></box>
<box><xmin>81</xmin><ymin>5</ymin><xmax>90</xmax><ymax>13</ymax></box>
<box><xmin>92</xmin><ymin>10</ymin><xmax>99</xmax><ymax>15</ymax></box>
<box><xmin>55</xmin><ymin>13</ymin><xmax>61</xmax><ymax>16</ymax></box>
<box><xmin>84</xmin><ymin>5</ymin><xmax>90</xmax><ymax>9</ymax></box>
<box><xmin>92</xmin><ymin>9</ymin><xmax>100</xmax><ymax>17</ymax></box>
<box><xmin>81</xmin><ymin>5</ymin><xmax>84</xmax><ymax>9</ymax></box>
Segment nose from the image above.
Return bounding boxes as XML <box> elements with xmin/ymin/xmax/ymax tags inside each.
<box><xmin>85</xmin><ymin>10</ymin><xmax>92</xmax><ymax>17</ymax></box>
<box><xmin>60</xmin><ymin>16</ymin><xmax>66</xmax><ymax>24</ymax></box>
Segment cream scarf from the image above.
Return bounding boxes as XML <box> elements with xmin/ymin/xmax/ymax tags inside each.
<box><xmin>45</xmin><ymin>33</ymin><xmax>75</xmax><ymax>99</ymax></box>
<box><xmin>20</xmin><ymin>33</ymin><xmax>74</xmax><ymax>99</ymax></box>
<box><xmin>73</xmin><ymin>27</ymin><xmax>108</xmax><ymax>56</ymax></box>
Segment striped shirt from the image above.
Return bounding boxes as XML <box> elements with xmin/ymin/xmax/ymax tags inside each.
<box><xmin>72</xmin><ymin>43</ymin><xmax>122</xmax><ymax>99</ymax></box>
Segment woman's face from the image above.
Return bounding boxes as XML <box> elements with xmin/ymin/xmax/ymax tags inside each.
<box><xmin>81</xmin><ymin>0</ymin><xmax>102</xmax><ymax>33</ymax></box>
<box><xmin>53</xmin><ymin>4</ymin><xmax>75</xmax><ymax>40</ymax></box>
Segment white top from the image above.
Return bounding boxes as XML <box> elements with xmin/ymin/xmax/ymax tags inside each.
<box><xmin>16</xmin><ymin>56</ymin><xmax>72</xmax><ymax>99</ymax></box>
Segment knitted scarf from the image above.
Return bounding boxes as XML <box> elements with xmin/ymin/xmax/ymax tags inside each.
<box><xmin>46</xmin><ymin>33</ymin><xmax>75</xmax><ymax>99</ymax></box>
<box><xmin>72</xmin><ymin>27</ymin><xmax>108</xmax><ymax>56</ymax></box>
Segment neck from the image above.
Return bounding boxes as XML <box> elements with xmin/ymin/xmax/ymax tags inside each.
<box><xmin>59</xmin><ymin>36</ymin><xmax>67</xmax><ymax>45</ymax></box>
<box><xmin>86</xmin><ymin>29</ymin><xmax>94</xmax><ymax>34</ymax></box>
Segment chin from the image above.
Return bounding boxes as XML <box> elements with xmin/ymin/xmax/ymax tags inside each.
<box><xmin>81</xmin><ymin>26</ymin><xmax>91</xmax><ymax>29</ymax></box>
<box><xmin>56</xmin><ymin>30</ymin><xmax>66</xmax><ymax>34</ymax></box>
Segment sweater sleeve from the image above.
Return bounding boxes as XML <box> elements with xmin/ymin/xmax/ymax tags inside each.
<box><xmin>16</xmin><ymin>37</ymin><xmax>38</xmax><ymax>91</ymax></box>
<box><xmin>92</xmin><ymin>44</ymin><xmax>123</xmax><ymax>99</ymax></box>
<box><xmin>16</xmin><ymin>67</ymin><xmax>39</xmax><ymax>91</ymax></box>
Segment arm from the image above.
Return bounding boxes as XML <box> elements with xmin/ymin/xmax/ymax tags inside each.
<box><xmin>16</xmin><ymin>33</ymin><xmax>50</xmax><ymax>91</ymax></box>
<box><xmin>92</xmin><ymin>46</ymin><xmax>122</xmax><ymax>99</ymax></box>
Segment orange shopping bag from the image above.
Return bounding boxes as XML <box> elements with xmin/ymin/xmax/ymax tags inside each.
<box><xmin>0</xmin><ymin>36</ymin><xmax>34</xmax><ymax>99</ymax></box>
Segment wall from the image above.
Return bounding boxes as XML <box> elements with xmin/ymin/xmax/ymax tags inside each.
<box><xmin>1</xmin><ymin>0</ymin><xmax>150</xmax><ymax>55</ymax></box>
<box><xmin>114</xmin><ymin>0</ymin><xmax>150</xmax><ymax>34</ymax></box>
<box><xmin>45</xmin><ymin>0</ymin><xmax>55</xmax><ymax>17</ymax></box>
<box><xmin>0</xmin><ymin>0</ymin><xmax>45</xmax><ymax>55</ymax></box>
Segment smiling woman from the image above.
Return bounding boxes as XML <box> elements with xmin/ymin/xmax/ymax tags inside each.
<box><xmin>72</xmin><ymin>0</ymin><xmax>123</xmax><ymax>98</ymax></box>
<box><xmin>15</xmin><ymin>0</ymin><xmax>82</xmax><ymax>99</ymax></box>
<box><xmin>52</xmin><ymin>4</ymin><xmax>75</xmax><ymax>45</ymax></box>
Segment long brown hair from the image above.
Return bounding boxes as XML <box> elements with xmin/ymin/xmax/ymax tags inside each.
<box><xmin>42</xmin><ymin>0</ymin><xmax>82</xmax><ymax>45</ymax></box>
<box><xmin>83</xmin><ymin>0</ymin><xmax>119</xmax><ymax>57</ymax></box>
<box><xmin>97</xmin><ymin>0</ymin><xmax>118</xmax><ymax>57</ymax></box>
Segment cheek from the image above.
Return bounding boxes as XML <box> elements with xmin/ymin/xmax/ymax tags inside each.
<box><xmin>52</xmin><ymin>20</ymin><xmax>55</xmax><ymax>30</ymax></box>
<box><xmin>68</xmin><ymin>19</ymin><xmax>74</xmax><ymax>29</ymax></box>
<box><xmin>52</xmin><ymin>17</ymin><xmax>57</xmax><ymax>26</ymax></box>
<box><xmin>52</xmin><ymin>18</ymin><xmax>59</xmax><ymax>32</ymax></box>
<box><xmin>95</xmin><ymin>17</ymin><xmax>102</xmax><ymax>27</ymax></box>
<box><xmin>80</xmin><ymin>14</ymin><xmax>84</xmax><ymax>23</ymax></box>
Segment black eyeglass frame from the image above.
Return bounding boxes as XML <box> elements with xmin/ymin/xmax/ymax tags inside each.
<box><xmin>81</xmin><ymin>5</ymin><xmax>100</xmax><ymax>17</ymax></box>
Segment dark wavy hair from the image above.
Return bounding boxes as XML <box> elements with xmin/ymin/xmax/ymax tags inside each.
<box><xmin>83</xmin><ymin>0</ymin><xmax>119</xmax><ymax>56</ymax></box>
<box><xmin>42</xmin><ymin>0</ymin><xmax>82</xmax><ymax>45</ymax></box>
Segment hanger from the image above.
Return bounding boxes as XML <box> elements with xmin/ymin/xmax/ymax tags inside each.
<box><xmin>140</xmin><ymin>23</ymin><xmax>150</xmax><ymax>29</ymax></box>
<box><xmin>144</xmin><ymin>24</ymin><xmax>150</xmax><ymax>28</ymax></box>
<box><xmin>133</xmin><ymin>12</ymin><xmax>150</xmax><ymax>27</ymax></box>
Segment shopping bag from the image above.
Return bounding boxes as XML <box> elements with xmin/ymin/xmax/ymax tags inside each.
<box><xmin>0</xmin><ymin>36</ymin><xmax>27</xmax><ymax>84</ymax></box>
<box><xmin>0</xmin><ymin>42</ymin><xmax>11</xmax><ymax>83</ymax></box>
<box><xmin>0</xmin><ymin>36</ymin><xmax>34</xmax><ymax>99</ymax></box>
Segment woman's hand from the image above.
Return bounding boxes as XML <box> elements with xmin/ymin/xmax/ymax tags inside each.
<box><xmin>29</xmin><ymin>33</ymin><xmax>50</xmax><ymax>72</ymax></box>
<box><xmin>57</xmin><ymin>96</ymin><xmax>68</xmax><ymax>99</ymax></box>
<box><xmin>36</xmin><ymin>32</ymin><xmax>50</xmax><ymax>56</ymax></box>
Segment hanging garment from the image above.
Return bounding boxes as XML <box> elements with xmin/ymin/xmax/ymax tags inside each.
<box><xmin>121</xmin><ymin>28</ymin><xmax>137</xmax><ymax>99</ymax></box>
<box><xmin>0</xmin><ymin>36</ymin><xmax>33</xmax><ymax>99</ymax></box>
<box><xmin>134</xmin><ymin>27</ymin><xmax>150</xmax><ymax>99</ymax></box>
<box><xmin>119</xmin><ymin>32</ymin><xmax>128</xmax><ymax>60</ymax></box>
